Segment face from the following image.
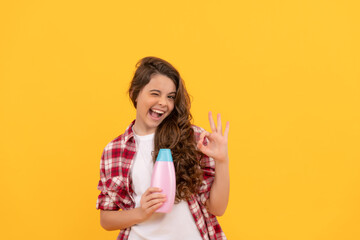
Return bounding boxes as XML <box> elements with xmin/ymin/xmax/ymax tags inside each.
<box><xmin>132</xmin><ymin>74</ymin><xmax>176</xmax><ymax>135</ymax></box>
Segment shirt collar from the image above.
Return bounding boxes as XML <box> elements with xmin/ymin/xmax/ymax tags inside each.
<box><xmin>123</xmin><ymin>120</ymin><xmax>136</xmax><ymax>143</ymax></box>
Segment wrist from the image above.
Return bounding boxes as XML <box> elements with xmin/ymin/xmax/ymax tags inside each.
<box><xmin>134</xmin><ymin>207</ymin><xmax>147</xmax><ymax>223</ymax></box>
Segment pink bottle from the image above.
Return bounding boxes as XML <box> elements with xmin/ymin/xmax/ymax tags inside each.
<box><xmin>151</xmin><ymin>149</ymin><xmax>176</xmax><ymax>213</ymax></box>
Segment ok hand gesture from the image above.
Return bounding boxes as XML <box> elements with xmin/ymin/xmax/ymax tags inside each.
<box><xmin>197</xmin><ymin>112</ymin><xmax>230</xmax><ymax>163</ymax></box>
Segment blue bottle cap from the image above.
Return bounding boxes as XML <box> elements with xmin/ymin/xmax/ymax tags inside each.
<box><xmin>156</xmin><ymin>149</ymin><xmax>173</xmax><ymax>162</ymax></box>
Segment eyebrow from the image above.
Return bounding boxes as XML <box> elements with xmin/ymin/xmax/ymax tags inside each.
<box><xmin>150</xmin><ymin>89</ymin><xmax>176</xmax><ymax>95</ymax></box>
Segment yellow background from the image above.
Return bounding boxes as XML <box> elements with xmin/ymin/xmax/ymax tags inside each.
<box><xmin>1</xmin><ymin>0</ymin><xmax>359</xmax><ymax>239</ymax></box>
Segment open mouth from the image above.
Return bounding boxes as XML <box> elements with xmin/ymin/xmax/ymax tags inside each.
<box><xmin>149</xmin><ymin>108</ymin><xmax>165</xmax><ymax>119</ymax></box>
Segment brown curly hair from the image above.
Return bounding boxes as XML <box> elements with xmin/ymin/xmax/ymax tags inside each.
<box><xmin>128</xmin><ymin>56</ymin><xmax>203</xmax><ymax>202</ymax></box>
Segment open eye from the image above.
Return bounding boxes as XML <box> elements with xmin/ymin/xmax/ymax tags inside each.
<box><xmin>168</xmin><ymin>95</ymin><xmax>176</xmax><ymax>100</ymax></box>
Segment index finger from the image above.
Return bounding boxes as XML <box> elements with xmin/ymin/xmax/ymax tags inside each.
<box><xmin>208</xmin><ymin>111</ymin><xmax>217</xmax><ymax>132</ymax></box>
<box><xmin>145</xmin><ymin>187</ymin><xmax>163</xmax><ymax>195</ymax></box>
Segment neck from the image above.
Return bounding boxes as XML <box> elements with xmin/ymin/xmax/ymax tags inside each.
<box><xmin>132</xmin><ymin>122</ymin><xmax>156</xmax><ymax>136</ymax></box>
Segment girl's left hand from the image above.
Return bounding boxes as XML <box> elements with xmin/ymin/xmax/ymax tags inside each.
<box><xmin>197</xmin><ymin>112</ymin><xmax>230</xmax><ymax>163</ymax></box>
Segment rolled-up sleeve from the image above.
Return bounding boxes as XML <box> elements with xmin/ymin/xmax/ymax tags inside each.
<box><xmin>192</xmin><ymin>125</ymin><xmax>216</xmax><ymax>206</ymax></box>
<box><xmin>96</xmin><ymin>148</ymin><xmax>120</xmax><ymax>211</ymax></box>
<box><xmin>198</xmin><ymin>154</ymin><xmax>216</xmax><ymax>206</ymax></box>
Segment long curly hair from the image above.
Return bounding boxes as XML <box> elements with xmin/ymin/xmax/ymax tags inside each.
<box><xmin>128</xmin><ymin>56</ymin><xmax>203</xmax><ymax>202</ymax></box>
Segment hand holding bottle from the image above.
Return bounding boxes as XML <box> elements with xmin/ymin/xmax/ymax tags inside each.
<box><xmin>138</xmin><ymin>187</ymin><xmax>166</xmax><ymax>221</ymax></box>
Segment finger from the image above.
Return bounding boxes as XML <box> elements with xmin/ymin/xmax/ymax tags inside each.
<box><xmin>143</xmin><ymin>198</ymin><xmax>166</xmax><ymax>212</ymax></box>
<box><xmin>197</xmin><ymin>138</ymin><xmax>204</xmax><ymax>152</ymax></box>
<box><xmin>146</xmin><ymin>197</ymin><xmax>167</xmax><ymax>207</ymax></box>
<box><xmin>197</xmin><ymin>140</ymin><xmax>204</xmax><ymax>152</ymax></box>
<box><xmin>208</xmin><ymin>111</ymin><xmax>217</xmax><ymax>132</ymax></box>
<box><xmin>224</xmin><ymin>121</ymin><xmax>230</xmax><ymax>139</ymax></box>
<box><xmin>146</xmin><ymin>193</ymin><xmax>167</xmax><ymax>201</ymax></box>
<box><xmin>198</xmin><ymin>130</ymin><xmax>207</xmax><ymax>143</ymax></box>
<box><xmin>142</xmin><ymin>193</ymin><xmax>166</xmax><ymax>206</ymax></box>
<box><xmin>147</xmin><ymin>187</ymin><xmax>162</xmax><ymax>194</ymax></box>
<box><xmin>197</xmin><ymin>131</ymin><xmax>210</xmax><ymax>149</ymax></box>
<box><xmin>143</xmin><ymin>187</ymin><xmax>162</xmax><ymax>198</ymax></box>
<box><xmin>217</xmin><ymin>113</ymin><xmax>222</xmax><ymax>134</ymax></box>
<box><xmin>197</xmin><ymin>131</ymin><xmax>211</xmax><ymax>156</ymax></box>
<box><xmin>148</xmin><ymin>201</ymin><xmax>165</xmax><ymax>213</ymax></box>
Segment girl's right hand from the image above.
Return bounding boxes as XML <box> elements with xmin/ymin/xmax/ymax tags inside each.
<box><xmin>139</xmin><ymin>187</ymin><xmax>166</xmax><ymax>221</ymax></box>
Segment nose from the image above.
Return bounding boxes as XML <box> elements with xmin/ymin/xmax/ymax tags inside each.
<box><xmin>158</xmin><ymin>95</ymin><xmax>167</xmax><ymax>107</ymax></box>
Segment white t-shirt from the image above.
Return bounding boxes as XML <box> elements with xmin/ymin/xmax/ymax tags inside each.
<box><xmin>128</xmin><ymin>131</ymin><xmax>202</xmax><ymax>240</ymax></box>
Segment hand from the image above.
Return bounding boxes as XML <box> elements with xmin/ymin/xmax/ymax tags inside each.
<box><xmin>138</xmin><ymin>187</ymin><xmax>166</xmax><ymax>221</ymax></box>
<box><xmin>197</xmin><ymin>112</ymin><xmax>230</xmax><ymax>163</ymax></box>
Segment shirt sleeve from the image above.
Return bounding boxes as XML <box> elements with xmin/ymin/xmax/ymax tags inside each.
<box><xmin>198</xmin><ymin>154</ymin><xmax>216</xmax><ymax>206</ymax></box>
<box><xmin>96</xmin><ymin>148</ymin><xmax>120</xmax><ymax>211</ymax></box>
<box><xmin>192</xmin><ymin>125</ymin><xmax>216</xmax><ymax>206</ymax></box>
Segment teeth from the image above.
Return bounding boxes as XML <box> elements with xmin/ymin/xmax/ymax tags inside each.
<box><xmin>152</xmin><ymin>109</ymin><xmax>164</xmax><ymax>114</ymax></box>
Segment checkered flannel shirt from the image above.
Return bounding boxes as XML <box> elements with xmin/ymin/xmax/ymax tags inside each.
<box><xmin>96</xmin><ymin>121</ymin><xmax>226</xmax><ymax>240</ymax></box>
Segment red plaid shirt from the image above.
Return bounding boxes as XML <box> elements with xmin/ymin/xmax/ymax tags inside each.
<box><xmin>96</xmin><ymin>121</ymin><xmax>226</xmax><ymax>240</ymax></box>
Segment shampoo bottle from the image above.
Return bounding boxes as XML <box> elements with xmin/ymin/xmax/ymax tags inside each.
<box><xmin>151</xmin><ymin>149</ymin><xmax>176</xmax><ymax>213</ymax></box>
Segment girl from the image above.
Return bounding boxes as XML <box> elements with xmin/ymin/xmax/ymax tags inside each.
<box><xmin>96</xmin><ymin>57</ymin><xmax>230</xmax><ymax>240</ymax></box>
